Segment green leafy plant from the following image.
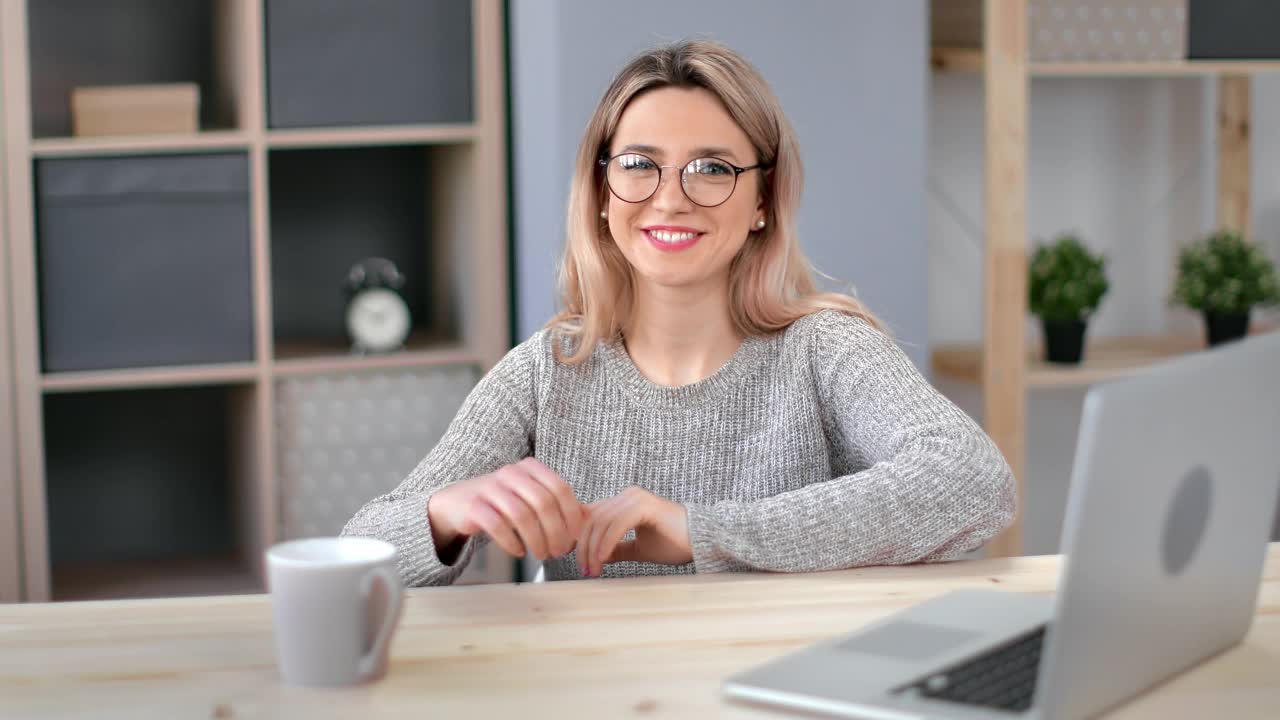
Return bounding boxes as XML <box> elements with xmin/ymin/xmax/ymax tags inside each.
<box><xmin>1029</xmin><ymin>233</ymin><xmax>1109</xmax><ymax>323</ymax></box>
<box><xmin>1171</xmin><ymin>230</ymin><xmax>1280</xmax><ymax>316</ymax></box>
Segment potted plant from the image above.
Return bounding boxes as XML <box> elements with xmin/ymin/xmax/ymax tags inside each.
<box><xmin>1028</xmin><ymin>233</ymin><xmax>1109</xmax><ymax>364</ymax></box>
<box><xmin>1172</xmin><ymin>230</ymin><xmax>1280</xmax><ymax>346</ymax></box>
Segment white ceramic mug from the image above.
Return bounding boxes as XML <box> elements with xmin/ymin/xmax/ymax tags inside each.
<box><xmin>266</xmin><ymin>537</ymin><xmax>404</xmax><ymax>687</ymax></box>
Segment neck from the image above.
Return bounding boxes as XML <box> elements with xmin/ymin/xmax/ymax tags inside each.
<box><xmin>623</xmin><ymin>275</ymin><xmax>744</xmax><ymax>387</ymax></box>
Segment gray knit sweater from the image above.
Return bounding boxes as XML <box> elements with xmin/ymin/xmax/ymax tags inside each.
<box><xmin>340</xmin><ymin>310</ymin><xmax>1017</xmax><ymax>585</ymax></box>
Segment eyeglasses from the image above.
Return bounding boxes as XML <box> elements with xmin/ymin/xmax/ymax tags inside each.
<box><xmin>599</xmin><ymin>152</ymin><xmax>766</xmax><ymax>208</ymax></box>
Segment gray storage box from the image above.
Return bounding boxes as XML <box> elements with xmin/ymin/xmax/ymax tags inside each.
<box><xmin>36</xmin><ymin>153</ymin><xmax>253</xmax><ymax>372</ymax></box>
<box><xmin>276</xmin><ymin>366</ymin><xmax>479</xmax><ymax>540</ymax></box>
<box><xmin>275</xmin><ymin>365</ymin><xmax>512</xmax><ymax>584</ymax></box>
<box><xmin>933</xmin><ymin>1</ymin><xmax>1189</xmax><ymax>62</ymax></box>
<box><xmin>1030</xmin><ymin>1</ymin><xmax>1187</xmax><ymax>63</ymax></box>
<box><xmin>265</xmin><ymin>0</ymin><xmax>473</xmax><ymax>128</ymax></box>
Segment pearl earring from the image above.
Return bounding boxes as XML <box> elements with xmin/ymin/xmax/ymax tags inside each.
<box><xmin>600</xmin><ymin>210</ymin><xmax>608</xmax><ymax>220</ymax></box>
<box><xmin>755</xmin><ymin>219</ymin><xmax>766</xmax><ymax>230</ymax></box>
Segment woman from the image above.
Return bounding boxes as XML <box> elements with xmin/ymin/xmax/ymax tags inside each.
<box><xmin>341</xmin><ymin>40</ymin><xmax>1016</xmax><ymax>585</ymax></box>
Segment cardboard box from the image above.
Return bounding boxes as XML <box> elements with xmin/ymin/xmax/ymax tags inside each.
<box><xmin>70</xmin><ymin>83</ymin><xmax>199</xmax><ymax>137</ymax></box>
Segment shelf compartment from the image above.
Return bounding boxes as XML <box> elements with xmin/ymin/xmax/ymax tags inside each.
<box><xmin>268</xmin><ymin>144</ymin><xmax>463</xmax><ymax>362</ymax></box>
<box><xmin>44</xmin><ymin>383</ymin><xmax>262</xmax><ymax>601</ymax></box>
<box><xmin>265</xmin><ymin>0</ymin><xmax>473</xmax><ymax>129</ymax></box>
<box><xmin>932</xmin><ymin>329</ymin><xmax>1277</xmax><ymax>388</ymax></box>
<box><xmin>26</xmin><ymin>0</ymin><xmax>249</xmax><ymax>139</ymax></box>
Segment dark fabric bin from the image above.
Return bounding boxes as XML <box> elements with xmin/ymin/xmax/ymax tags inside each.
<box><xmin>265</xmin><ymin>0</ymin><xmax>473</xmax><ymax>128</ymax></box>
<box><xmin>36</xmin><ymin>153</ymin><xmax>253</xmax><ymax>372</ymax></box>
<box><xmin>1189</xmin><ymin>0</ymin><xmax>1280</xmax><ymax>59</ymax></box>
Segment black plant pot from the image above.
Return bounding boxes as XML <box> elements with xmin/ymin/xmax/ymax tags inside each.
<box><xmin>1043</xmin><ymin>319</ymin><xmax>1087</xmax><ymax>364</ymax></box>
<box><xmin>1204</xmin><ymin>311</ymin><xmax>1250</xmax><ymax>346</ymax></box>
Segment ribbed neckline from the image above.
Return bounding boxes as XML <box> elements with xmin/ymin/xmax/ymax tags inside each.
<box><xmin>598</xmin><ymin>331</ymin><xmax>776</xmax><ymax>409</ymax></box>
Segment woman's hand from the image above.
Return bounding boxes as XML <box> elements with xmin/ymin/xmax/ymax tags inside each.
<box><xmin>577</xmin><ymin>486</ymin><xmax>693</xmax><ymax>577</ymax></box>
<box><xmin>427</xmin><ymin>458</ymin><xmax>586</xmax><ymax>563</ymax></box>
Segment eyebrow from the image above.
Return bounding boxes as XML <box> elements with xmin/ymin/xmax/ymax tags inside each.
<box><xmin>616</xmin><ymin>144</ymin><xmax>742</xmax><ymax>162</ymax></box>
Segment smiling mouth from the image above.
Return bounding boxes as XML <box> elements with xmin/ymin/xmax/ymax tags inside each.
<box><xmin>643</xmin><ymin>228</ymin><xmax>704</xmax><ymax>251</ymax></box>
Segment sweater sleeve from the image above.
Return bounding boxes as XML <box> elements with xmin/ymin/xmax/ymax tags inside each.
<box><xmin>339</xmin><ymin>333</ymin><xmax>543</xmax><ymax>586</ymax></box>
<box><xmin>685</xmin><ymin>311</ymin><xmax>1017</xmax><ymax>573</ymax></box>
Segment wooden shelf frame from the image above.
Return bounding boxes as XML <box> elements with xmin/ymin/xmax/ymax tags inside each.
<box><xmin>932</xmin><ymin>46</ymin><xmax>1280</xmax><ymax>77</ymax></box>
<box><xmin>272</xmin><ymin>342</ymin><xmax>478</xmax><ymax>379</ymax></box>
<box><xmin>51</xmin><ymin>554</ymin><xmax>262</xmax><ymax>602</ymax></box>
<box><xmin>0</xmin><ymin>58</ymin><xmax>20</xmax><ymax>602</ymax></box>
<box><xmin>933</xmin><ymin>330</ymin><xmax>1277</xmax><ymax>388</ymax></box>
<box><xmin>266</xmin><ymin>123</ymin><xmax>479</xmax><ymax>149</ymax></box>
<box><xmin>0</xmin><ymin>0</ymin><xmax>512</xmax><ymax>602</ymax></box>
<box><xmin>41</xmin><ymin>362</ymin><xmax>260</xmax><ymax>394</ymax></box>
<box><xmin>931</xmin><ymin>1</ymin><xmax>1271</xmax><ymax>557</ymax></box>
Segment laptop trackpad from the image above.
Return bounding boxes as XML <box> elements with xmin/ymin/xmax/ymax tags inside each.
<box><xmin>836</xmin><ymin>621</ymin><xmax>982</xmax><ymax>662</ymax></box>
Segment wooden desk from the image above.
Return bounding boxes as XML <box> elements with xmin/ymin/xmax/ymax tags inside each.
<box><xmin>2</xmin><ymin>546</ymin><xmax>1278</xmax><ymax>719</ymax></box>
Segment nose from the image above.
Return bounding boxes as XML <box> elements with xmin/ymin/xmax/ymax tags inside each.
<box><xmin>650</xmin><ymin>167</ymin><xmax>694</xmax><ymax>214</ymax></box>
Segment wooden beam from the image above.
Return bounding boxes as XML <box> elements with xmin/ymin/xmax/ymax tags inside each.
<box><xmin>982</xmin><ymin>0</ymin><xmax>1028</xmax><ymax>557</ymax></box>
<box><xmin>1217</xmin><ymin>76</ymin><xmax>1251</xmax><ymax>237</ymax></box>
<box><xmin>931</xmin><ymin>46</ymin><xmax>985</xmax><ymax>74</ymax></box>
<box><xmin>0</xmin><ymin>0</ymin><xmax>49</xmax><ymax>601</ymax></box>
<box><xmin>0</xmin><ymin>2</ymin><xmax>21</xmax><ymax>603</ymax></box>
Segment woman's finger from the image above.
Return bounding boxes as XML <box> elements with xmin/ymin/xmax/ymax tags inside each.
<box><xmin>516</xmin><ymin>458</ymin><xmax>583</xmax><ymax>554</ymax></box>
<box><xmin>588</xmin><ymin>495</ymin><xmax>635</xmax><ymax>576</ymax></box>
<box><xmin>578</xmin><ymin>498</ymin><xmax>613</xmax><ymax>576</ymax></box>
<box><xmin>465</xmin><ymin>496</ymin><xmax>525</xmax><ymax>558</ymax></box>
<box><xmin>497</xmin><ymin>465</ymin><xmax>572</xmax><ymax>558</ymax></box>
<box><xmin>482</xmin><ymin>483</ymin><xmax>550</xmax><ymax>560</ymax></box>
<box><xmin>595</xmin><ymin>504</ymin><xmax>640</xmax><ymax>573</ymax></box>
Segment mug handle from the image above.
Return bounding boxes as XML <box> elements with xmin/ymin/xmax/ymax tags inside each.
<box><xmin>358</xmin><ymin>566</ymin><xmax>404</xmax><ymax>679</ymax></box>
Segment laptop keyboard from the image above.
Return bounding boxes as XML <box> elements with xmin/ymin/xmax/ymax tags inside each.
<box><xmin>895</xmin><ymin>625</ymin><xmax>1047</xmax><ymax>713</ymax></box>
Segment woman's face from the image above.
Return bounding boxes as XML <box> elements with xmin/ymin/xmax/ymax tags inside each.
<box><xmin>604</xmin><ymin>86</ymin><xmax>765</xmax><ymax>292</ymax></box>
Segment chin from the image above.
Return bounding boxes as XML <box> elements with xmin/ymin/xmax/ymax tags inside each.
<box><xmin>633</xmin><ymin>264</ymin><xmax>716</xmax><ymax>290</ymax></box>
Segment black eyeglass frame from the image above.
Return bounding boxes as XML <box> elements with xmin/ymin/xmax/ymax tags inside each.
<box><xmin>597</xmin><ymin>152</ymin><xmax>769</xmax><ymax>208</ymax></box>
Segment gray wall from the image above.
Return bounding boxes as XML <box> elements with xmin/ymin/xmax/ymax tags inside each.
<box><xmin>510</xmin><ymin>0</ymin><xmax>930</xmax><ymax>369</ymax></box>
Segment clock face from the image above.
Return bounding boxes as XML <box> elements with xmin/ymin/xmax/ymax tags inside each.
<box><xmin>346</xmin><ymin>288</ymin><xmax>411</xmax><ymax>353</ymax></box>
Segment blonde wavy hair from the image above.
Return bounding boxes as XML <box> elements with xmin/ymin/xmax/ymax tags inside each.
<box><xmin>549</xmin><ymin>39</ymin><xmax>882</xmax><ymax>364</ymax></box>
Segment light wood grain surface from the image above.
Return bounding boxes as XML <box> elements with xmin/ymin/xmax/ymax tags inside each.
<box><xmin>981</xmin><ymin>0</ymin><xmax>1029</xmax><ymax>557</ymax></box>
<box><xmin>2</xmin><ymin>545</ymin><xmax>1278</xmax><ymax>720</ymax></box>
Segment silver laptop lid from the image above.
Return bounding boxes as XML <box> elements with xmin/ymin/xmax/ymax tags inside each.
<box><xmin>1037</xmin><ymin>331</ymin><xmax>1280</xmax><ymax>720</ymax></box>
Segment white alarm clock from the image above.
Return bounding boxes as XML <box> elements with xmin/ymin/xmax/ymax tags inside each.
<box><xmin>343</xmin><ymin>258</ymin><xmax>412</xmax><ymax>354</ymax></box>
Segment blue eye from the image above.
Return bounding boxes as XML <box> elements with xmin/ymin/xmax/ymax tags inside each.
<box><xmin>690</xmin><ymin>159</ymin><xmax>733</xmax><ymax>176</ymax></box>
<box><xmin>617</xmin><ymin>154</ymin><xmax>656</xmax><ymax>171</ymax></box>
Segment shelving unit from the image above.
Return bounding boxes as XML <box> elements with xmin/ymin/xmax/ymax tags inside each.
<box><xmin>1</xmin><ymin>0</ymin><xmax>512</xmax><ymax>602</ymax></box>
<box><xmin>930</xmin><ymin>0</ymin><xmax>1280</xmax><ymax>556</ymax></box>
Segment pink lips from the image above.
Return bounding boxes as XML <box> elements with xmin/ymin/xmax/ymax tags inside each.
<box><xmin>642</xmin><ymin>225</ymin><xmax>704</xmax><ymax>252</ymax></box>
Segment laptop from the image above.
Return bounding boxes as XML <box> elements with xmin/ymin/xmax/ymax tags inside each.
<box><xmin>723</xmin><ymin>329</ymin><xmax>1280</xmax><ymax>719</ymax></box>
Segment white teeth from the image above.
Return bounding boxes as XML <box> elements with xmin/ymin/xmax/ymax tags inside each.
<box><xmin>649</xmin><ymin>230</ymin><xmax>697</xmax><ymax>243</ymax></box>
